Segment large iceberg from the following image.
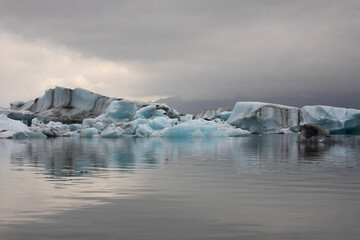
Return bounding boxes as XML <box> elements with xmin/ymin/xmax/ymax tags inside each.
<box><xmin>1</xmin><ymin>87</ymin><xmax>360</xmax><ymax>138</ymax></box>
<box><xmin>226</xmin><ymin>102</ymin><xmax>360</xmax><ymax>134</ymax></box>
<box><xmin>227</xmin><ymin>102</ymin><xmax>301</xmax><ymax>133</ymax></box>
<box><xmin>8</xmin><ymin>86</ymin><xmax>180</xmax><ymax>124</ymax></box>
<box><xmin>301</xmin><ymin>106</ymin><xmax>360</xmax><ymax>134</ymax></box>
<box><xmin>11</xmin><ymin>87</ymin><xmax>117</xmax><ymax>123</ymax></box>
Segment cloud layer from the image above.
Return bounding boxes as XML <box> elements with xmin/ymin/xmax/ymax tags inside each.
<box><xmin>0</xmin><ymin>0</ymin><xmax>359</xmax><ymax>107</ymax></box>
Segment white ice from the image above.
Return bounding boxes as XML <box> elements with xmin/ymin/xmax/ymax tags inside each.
<box><xmin>0</xmin><ymin>114</ymin><xmax>30</xmax><ymax>138</ymax></box>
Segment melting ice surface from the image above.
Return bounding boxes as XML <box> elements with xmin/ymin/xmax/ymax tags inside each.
<box><xmin>1</xmin><ymin>135</ymin><xmax>360</xmax><ymax>240</ymax></box>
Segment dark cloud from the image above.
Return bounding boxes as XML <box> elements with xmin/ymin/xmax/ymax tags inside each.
<box><xmin>0</xmin><ymin>0</ymin><xmax>359</xmax><ymax>107</ymax></box>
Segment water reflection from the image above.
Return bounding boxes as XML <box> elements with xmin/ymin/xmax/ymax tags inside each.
<box><xmin>1</xmin><ymin>135</ymin><xmax>360</xmax><ymax>237</ymax></box>
<box><xmin>7</xmin><ymin>135</ymin><xmax>360</xmax><ymax>179</ymax></box>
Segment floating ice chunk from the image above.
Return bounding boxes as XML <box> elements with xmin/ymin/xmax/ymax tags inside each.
<box><xmin>121</xmin><ymin>118</ymin><xmax>149</xmax><ymax>135</ymax></box>
<box><xmin>69</xmin><ymin>124</ymin><xmax>85</xmax><ymax>131</ymax></box>
<box><xmin>31</xmin><ymin>117</ymin><xmax>44</xmax><ymax>127</ymax></box>
<box><xmin>135</xmin><ymin>123</ymin><xmax>154</xmax><ymax>137</ymax></box>
<box><xmin>145</xmin><ymin>103</ymin><xmax>180</xmax><ymax>119</ymax></box>
<box><xmin>83</xmin><ymin>118</ymin><xmax>98</xmax><ymax>127</ymax></box>
<box><xmin>157</xmin><ymin>119</ymin><xmax>250</xmax><ymax>138</ymax></box>
<box><xmin>227</xmin><ymin>102</ymin><xmax>268</xmax><ymax>121</ymax></box>
<box><xmin>13</xmin><ymin>131</ymin><xmax>47</xmax><ymax>139</ymax></box>
<box><xmin>6</xmin><ymin>110</ymin><xmax>35</xmax><ymax>126</ymax></box>
<box><xmin>10</xmin><ymin>101</ymin><xmax>25</xmax><ymax>109</ymax></box>
<box><xmin>180</xmin><ymin>114</ymin><xmax>193</xmax><ymax>123</ymax></box>
<box><xmin>149</xmin><ymin>116</ymin><xmax>178</xmax><ymax>130</ymax></box>
<box><xmin>94</xmin><ymin>121</ymin><xmax>105</xmax><ymax>130</ymax></box>
<box><xmin>279</xmin><ymin>127</ymin><xmax>300</xmax><ymax>134</ymax></box>
<box><xmin>227</xmin><ymin>102</ymin><xmax>300</xmax><ymax>133</ymax></box>
<box><xmin>218</xmin><ymin>111</ymin><xmax>232</xmax><ymax>121</ymax></box>
<box><xmin>191</xmin><ymin>129</ymin><xmax>205</xmax><ymax>137</ymax></box>
<box><xmin>28</xmin><ymin>132</ymin><xmax>47</xmax><ymax>139</ymax></box>
<box><xmin>106</xmin><ymin>100</ymin><xmax>137</xmax><ymax>121</ymax></box>
<box><xmin>226</xmin><ymin>128</ymin><xmax>251</xmax><ymax>137</ymax></box>
<box><xmin>0</xmin><ymin>108</ymin><xmax>9</xmax><ymax>116</ymax></box>
<box><xmin>0</xmin><ymin>114</ymin><xmax>31</xmax><ymax>139</ymax></box>
<box><xmin>301</xmin><ymin>105</ymin><xmax>360</xmax><ymax>134</ymax></box>
<box><xmin>194</xmin><ymin>108</ymin><xmax>232</xmax><ymax>121</ymax></box>
<box><xmin>37</xmin><ymin>121</ymin><xmax>70</xmax><ymax>137</ymax></box>
<box><xmin>135</xmin><ymin>105</ymin><xmax>165</xmax><ymax>119</ymax></box>
<box><xmin>0</xmin><ymin>131</ymin><xmax>16</xmax><ymax>139</ymax></box>
<box><xmin>62</xmin><ymin>130</ymin><xmax>80</xmax><ymax>137</ymax></box>
<box><xmin>100</xmin><ymin>124</ymin><xmax>124</xmax><ymax>138</ymax></box>
<box><xmin>0</xmin><ymin>114</ymin><xmax>30</xmax><ymax>133</ymax></box>
<box><xmin>80</xmin><ymin>127</ymin><xmax>99</xmax><ymax>138</ymax></box>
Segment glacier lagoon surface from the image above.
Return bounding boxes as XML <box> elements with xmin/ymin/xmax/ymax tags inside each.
<box><xmin>0</xmin><ymin>135</ymin><xmax>360</xmax><ymax>240</ymax></box>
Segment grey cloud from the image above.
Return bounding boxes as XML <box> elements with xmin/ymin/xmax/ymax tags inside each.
<box><xmin>0</xmin><ymin>0</ymin><xmax>359</xmax><ymax>107</ymax></box>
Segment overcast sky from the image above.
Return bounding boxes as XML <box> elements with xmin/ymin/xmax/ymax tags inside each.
<box><xmin>0</xmin><ymin>0</ymin><xmax>359</xmax><ymax>109</ymax></box>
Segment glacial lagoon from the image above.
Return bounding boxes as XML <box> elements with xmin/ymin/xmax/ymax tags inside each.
<box><xmin>1</xmin><ymin>135</ymin><xmax>360</xmax><ymax>239</ymax></box>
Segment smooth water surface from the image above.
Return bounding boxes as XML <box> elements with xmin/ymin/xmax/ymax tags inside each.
<box><xmin>0</xmin><ymin>135</ymin><xmax>360</xmax><ymax>239</ymax></box>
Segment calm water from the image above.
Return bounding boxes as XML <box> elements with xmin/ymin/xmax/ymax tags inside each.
<box><xmin>0</xmin><ymin>135</ymin><xmax>360</xmax><ymax>240</ymax></box>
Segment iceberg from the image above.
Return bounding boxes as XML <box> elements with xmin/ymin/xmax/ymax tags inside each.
<box><xmin>80</xmin><ymin>128</ymin><xmax>99</xmax><ymax>138</ymax></box>
<box><xmin>149</xmin><ymin>116</ymin><xmax>178</xmax><ymax>130</ymax></box>
<box><xmin>2</xmin><ymin>87</ymin><xmax>360</xmax><ymax>138</ymax></box>
<box><xmin>194</xmin><ymin>107</ymin><xmax>232</xmax><ymax>121</ymax></box>
<box><xmin>5</xmin><ymin>87</ymin><xmax>180</xmax><ymax>126</ymax></box>
<box><xmin>180</xmin><ymin>114</ymin><xmax>193</xmax><ymax>123</ymax></box>
<box><xmin>0</xmin><ymin>114</ymin><xmax>30</xmax><ymax>139</ymax></box>
<box><xmin>0</xmin><ymin>114</ymin><xmax>30</xmax><ymax>133</ymax></box>
<box><xmin>0</xmin><ymin>108</ymin><xmax>35</xmax><ymax>126</ymax></box>
<box><xmin>155</xmin><ymin>119</ymin><xmax>250</xmax><ymax>138</ymax></box>
<box><xmin>120</xmin><ymin>118</ymin><xmax>149</xmax><ymax>136</ymax></box>
<box><xmin>30</xmin><ymin>119</ymin><xmax>70</xmax><ymax>137</ymax></box>
<box><xmin>227</xmin><ymin>102</ymin><xmax>300</xmax><ymax>133</ymax></box>
<box><xmin>100</xmin><ymin>124</ymin><xmax>124</xmax><ymax>138</ymax></box>
<box><xmin>9</xmin><ymin>101</ymin><xmax>25</xmax><ymax>108</ymax></box>
<box><xmin>13</xmin><ymin>131</ymin><xmax>47</xmax><ymax>139</ymax></box>
<box><xmin>147</xmin><ymin>103</ymin><xmax>180</xmax><ymax>119</ymax></box>
<box><xmin>135</xmin><ymin>105</ymin><xmax>166</xmax><ymax>119</ymax></box>
<box><xmin>68</xmin><ymin>123</ymin><xmax>85</xmax><ymax>131</ymax></box>
<box><xmin>105</xmin><ymin>100</ymin><xmax>137</xmax><ymax>121</ymax></box>
<box><xmin>11</xmin><ymin>86</ymin><xmax>117</xmax><ymax>123</ymax></box>
<box><xmin>62</xmin><ymin>130</ymin><xmax>81</xmax><ymax>137</ymax></box>
<box><xmin>301</xmin><ymin>106</ymin><xmax>360</xmax><ymax>134</ymax></box>
<box><xmin>135</xmin><ymin>123</ymin><xmax>154</xmax><ymax>137</ymax></box>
